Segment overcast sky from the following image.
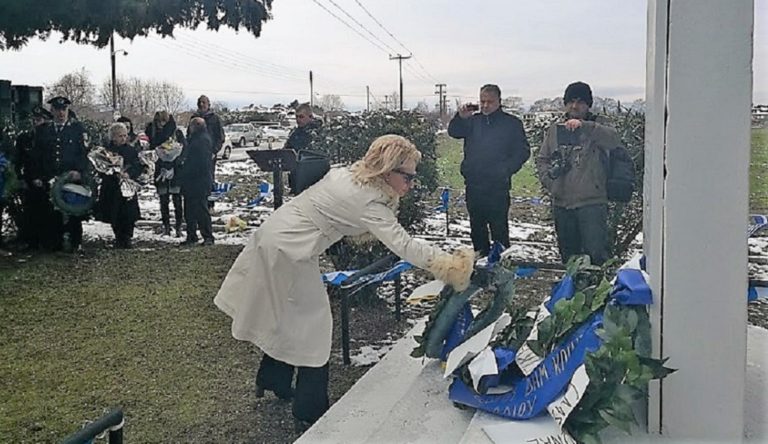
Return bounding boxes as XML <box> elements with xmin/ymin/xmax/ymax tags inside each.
<box><xmin>0</xmin><ymin>0</ymin><xmax>765</xmax><ymax>111</ymax></box>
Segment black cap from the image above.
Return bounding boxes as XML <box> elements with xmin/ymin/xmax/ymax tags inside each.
<box><xmin>31</xmin><ymin>105</ymin><xmax>53</xmax><ymax>119</ymax></box>
<box><xmin>47</xmin><ymin>96</ymin><xmax>72</xmax><ymax>109</ymax></box>
<box><xmin>563</xmin><ymin>82</ymin><xmax>593</xmax><ymax>107</ymax></box>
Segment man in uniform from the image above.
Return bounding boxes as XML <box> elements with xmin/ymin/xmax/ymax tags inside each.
<box><xmin>31</xmin><ymin>96</ymin><xmax>90</xmax><ymax>252</ymax></box>
<box><xmin>12</xmin><ymin>105</ymin><xmax>52</xmax><ymax>248</ymax></box>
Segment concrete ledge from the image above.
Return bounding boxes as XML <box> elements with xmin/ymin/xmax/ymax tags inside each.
<box><xmin>297</xmin><ymin>320</ymin><xmax>474</xmax><ymax>443</ymax></box>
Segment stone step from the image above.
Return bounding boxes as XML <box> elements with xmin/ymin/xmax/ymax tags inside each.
<box><xmin>296</xmin><ymin>320</ymin><xmax>474</xmax><ymax>443</ymax></box>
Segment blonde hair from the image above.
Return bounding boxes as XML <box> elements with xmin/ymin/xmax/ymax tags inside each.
<box><xmin>108</xmin><ymin>122</ymin><xmax>128</xmax><ymax>143</ymax></box>
<box><xmin>351</xmin><ymin>134</ymin><xmax>422</xmax><ymax>183</ymax></box>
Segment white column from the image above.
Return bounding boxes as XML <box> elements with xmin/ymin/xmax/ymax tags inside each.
<box><xmin>644</xmin><ymin>0</ymin><xmax>753</xmax><ymax>440</ymax></box>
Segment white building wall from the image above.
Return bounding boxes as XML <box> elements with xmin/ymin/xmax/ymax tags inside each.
<box><xmin>644</xmin><ymin>0</ymin><xmax>753</xmax><ymax>440</ymax></box>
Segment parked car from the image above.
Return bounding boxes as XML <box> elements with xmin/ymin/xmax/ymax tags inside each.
<box><xmin>217</xmin><ymin>134</ymin><xmax>234</xmax><ymax>160</ymax></box>
<box><xmin>224</xmin><ymin>123</ymin><xmax>263</xmax><ymax>147</ymax></box>
<box><xmin>263</xmin><ymin>125</ymin><xmax>290</xmax><ymax>143</ymax></box>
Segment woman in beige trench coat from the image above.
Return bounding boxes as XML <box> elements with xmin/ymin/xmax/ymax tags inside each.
<box><xmin>214</xmin><ymin>134</ymin><xmax>474</xmax><ymax>429</ymax></box>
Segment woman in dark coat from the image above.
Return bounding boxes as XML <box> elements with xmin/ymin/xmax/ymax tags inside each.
<box><xmin>146</xmin><ymin>111</ymin><xmax>186</xmax><ymax>237</ymax></box>
<box><xmin>96</xmin><ymin>122</ymin><xmax>142</xmax><ymax>248</ymax></box>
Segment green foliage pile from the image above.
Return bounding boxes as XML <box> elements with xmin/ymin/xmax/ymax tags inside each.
<box><xmin>415</xmin><ymin>256</ymin><xmax>674</xmax><ymax>444</ymax></box>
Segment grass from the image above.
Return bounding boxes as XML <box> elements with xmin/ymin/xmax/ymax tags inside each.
<box><xmin>0</xmin><ymin>246</ymin><xmax>255</xmax><ymax>443</ymax></box>
<box><xmin>435</xmin><ymin>133</ymin><xmax>542</xmax><ymax>198</ymax></box>
<box><xmin>750</xmin><ymin>128</ymin><xmax>768</xmax><ymax>212</ymax></box>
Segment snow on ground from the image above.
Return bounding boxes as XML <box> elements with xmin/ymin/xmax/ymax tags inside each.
<box><xmin>79</xmin><ymin>158</ymin><xmax>768</xmax><ymax>290</ymax></box>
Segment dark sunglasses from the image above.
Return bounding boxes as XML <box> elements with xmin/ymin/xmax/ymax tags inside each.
<box><xmin>393</xmin><ymin>168</ymin><xmax>418</xmax><ymax>183</ymax></box>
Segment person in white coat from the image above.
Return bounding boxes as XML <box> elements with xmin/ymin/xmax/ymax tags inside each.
<box><xmin>214</xmin><ymin>134</ymin><xmax>474</xmax><ymax>429</ymax></box>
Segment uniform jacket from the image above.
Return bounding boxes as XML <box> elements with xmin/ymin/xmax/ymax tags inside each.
<box><xmin>448</xmin><ymin>109</ymin><xmax>530</xmax><ymax>190</ymax></box>
<box><xmin>177</xmin><ymin>131</ymin><xmax>212</xmax><ymax>197</ymax></box>
<box><xmin>30</xmin><ymin>119</ymin><xmax>89</xmax><ymax>182</ymax></box>
<box><xmin>535</xmin><ymin>115</ymin><xmax>621</xmax><ymax>209</ymax></box>
<box><xmin>214</xmin><ymin>167</ymin><xmax>472</xmax><ymax>367</ymax></box>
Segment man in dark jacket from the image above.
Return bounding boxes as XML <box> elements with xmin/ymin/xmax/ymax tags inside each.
<box><xmin>189</xmin><ymin>95</ymin><xmax>224</xmax><ymax>210</ymax></box>
<box><xmin>448</xmin><ymin>84</ymin><xmax>530</xmax><ymax>256</ymax></box>
<box><xmin>285</xmin><ymin>103</ymin><xmax>321</xmax><ymax>151</ymax></box>
<box><xmin>31</xmin><ymin>96</ymin><xmax>90</xmax><ymax>252</ymax></box>
<box><xmin>179</xmin><ymin>117</ymin><xmax>215</xmax><ymax>246</ymax></box>
<box><xmin>535</xmin><ymin>82</ymin><xmax>621</xmax><ymax>265</ymax></box>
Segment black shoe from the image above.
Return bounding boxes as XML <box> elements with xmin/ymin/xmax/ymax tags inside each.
<box><xmin>162</xmin><ymin>225</ymin><xmax>171</xmax><ymax>236</ymax></box>
<box><xmin>181</xmin><ymin>238</ymin><xmax>199</xmax><ymax>246</ymax></box>
<box><xmin>294</xmin><ymin>418</ymin><xmax>313</xmax><ymax>434</ymax></box>
<box><xmin>175</xmin><ymin>225</ymin><xmax>183</xmax><ymax>238</ymax></box>
<box><xmin>202</xmin><ymin>238</ymin><xmax>215</xmax><ymax>246</ymax></box>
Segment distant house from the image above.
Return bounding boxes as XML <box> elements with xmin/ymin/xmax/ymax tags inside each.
<box><xmin>753</xmin><ymin>104</ymin><xmax>768</xmax><ymax>127</ymax></box>
<box><xmin>522</xmin><ymin>111</ymin><xmax>559</xmax><ymax>126</ymax></box>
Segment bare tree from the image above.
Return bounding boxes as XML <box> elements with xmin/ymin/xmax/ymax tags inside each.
<box><xmin>316</xmin><ymin>94</ymin><xmax>345</xmax><ymax>111</ymax></box>
<box><xmin>100</xmin><ymin>77</ymin><xmax>188</xmax><ymax>118</ymax></box>
<box><xmin>412</xmin><ymin>100</ymin><xmax>430</xmax><ymax>113</ymax></box>
<box><xmin>47</xmin><ymin>68</ymin><xmax>96</xmax><ymax>110</ymax></box>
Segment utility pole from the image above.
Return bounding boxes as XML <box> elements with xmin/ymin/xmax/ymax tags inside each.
<box><xmin>434</xmin><ymin>83</ymin><xmax>447</xmax><ymax>122</ymax></box>
<box><xmin>110</xmin><ymin>33</ymin><xmax>117</xmax><ymax>113</ymax></box>
<box><xmin>383</xmin><ymin>95</ymin><xmax>391</xmax><ymax>110</ymax></box>
<box><xmin>389</xmin><ymin>53</ymin><xmax>411</xmax><ymax>111</ymax></box>
<box><xmin>309</xmin><ymin>70</ymin><xmax>314</xmax><ymax>107</ymax></box>
<box><xmin>366</xmin><ymin>85</ymin><xmax>370</xmax><ymax>112</ymax></box>
<box><xmin>109</xmin><ymin>32</ymin><xmax>127</xmax><ymax>117</ymax></box>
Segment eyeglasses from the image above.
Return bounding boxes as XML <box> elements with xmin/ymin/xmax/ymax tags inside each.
<box><xmin>393</xmin><ymin>168</ymin><xmax>418</xmax><ymax>183</ymax></box>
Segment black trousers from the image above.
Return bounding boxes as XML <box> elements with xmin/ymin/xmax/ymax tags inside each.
<box><xmin>159</xmin><ymin>193</ymin><xmax>183</xmax><ymax>229</ymax></box>
<box><xmin>183</xmin><ymin>193</ymin><xmax>213</xmax><ymax>241</ymax></box>
<box><xmin>24</xmin><ymin>187</ymin><xmax>57</xmax><ymax>250</ymax></box>
<box><xmin>553</xmin><ymin>203</ymin><xmax>609</xmax><ymax>265</ymax></box>
<box><xmin>465</xmin><ymin>186</ymin><xmax>510</xmax><ymax>256</ymax></box>
<box><xmin>256</xmin><ymin>354</ymin><xmax>330</xmax><ymax>423</ymax></box>
<box><xmin>61</xmin><ymin>215</ymin><xmax>83</xmax><ymax>249</ymax></box>
<box><xmin>111</xmin><ymin>220</ymin><xmax>135</xmax><ymax>247</ymax></box>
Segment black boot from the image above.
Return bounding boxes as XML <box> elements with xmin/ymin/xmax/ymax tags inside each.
<box><xmin>162</xmin><ymin>224</ymin><xmax>171</xmax><ymax>236</ymax></box>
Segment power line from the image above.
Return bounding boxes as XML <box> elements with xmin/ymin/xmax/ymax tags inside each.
<box><xmin>149</xmin><ymin>39</ymin><xmax>306</xmax><ymax>85</ymax></box>
<box><xmin>352</xmin><ymin>0</ymin><xmax>439</xmax><ymax>83</ymax></box>
<box><xmin>174</xmin><ymin>34</ymin><xmax>307</xmax><ymax>81</ymax></box>
<box><xmin>325</xmin><ymin>0</ymin><xmax>399</xmax><ymax>54</ymax></box>
<box><xmin>310</xmin><ymin>0</ymin><xmax>389</xmax><ymax>54</ymax></box>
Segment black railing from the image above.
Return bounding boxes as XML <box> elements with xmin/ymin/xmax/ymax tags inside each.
<box><xmin>61</xmin><ymin>409</ymin><xmax>124</xmax><ymax>444</ymax></box>
<box><xmin>338</xmin><ymin>254</ymin><xmax>402</xmax><ymax>365</ymax></box>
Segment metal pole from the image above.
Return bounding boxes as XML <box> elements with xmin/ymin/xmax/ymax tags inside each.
<box><xmin>341</xmin><ymin>291</ymin><xmax>350</xmax><ymax>365</ymax></box>
<box><xmin>394</xmin><ymin>275</ymin><xmax>402</xmax><ymax>322</ymax></box>
<box><xmin>309</xmin><ymin>70</ymin><xmax>314</xmax><ymax>107</ymax></box>
<box><xmin>272</xmin><ymin>161</ymin><xmax>284</xmax><ymax>209</ymax></box>
<box><xmin>110</xmin><ymin>33</ymin><xmax>117</xmax><ymax>112</ymax></box>
<box><xmin>366</xmin><ymin>85</ymin><xmax>370</xmax><ymax>112</ymax></box>
<box><xmin>398</xmin><ymin>58</ymin><xmax>404</xmax><ymax>111</ymax></box>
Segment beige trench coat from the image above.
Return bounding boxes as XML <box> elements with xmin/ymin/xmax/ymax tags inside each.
<box><xmin>214</xmin><ymin>167</ymin><xmax>455</xmax><ymax>367</ymax></box>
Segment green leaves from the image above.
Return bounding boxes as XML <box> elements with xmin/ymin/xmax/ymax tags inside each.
<box><xmin>0</xmin><ymin>0</ymin><xmax>274</xmax><ymax>50</ymax></box>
